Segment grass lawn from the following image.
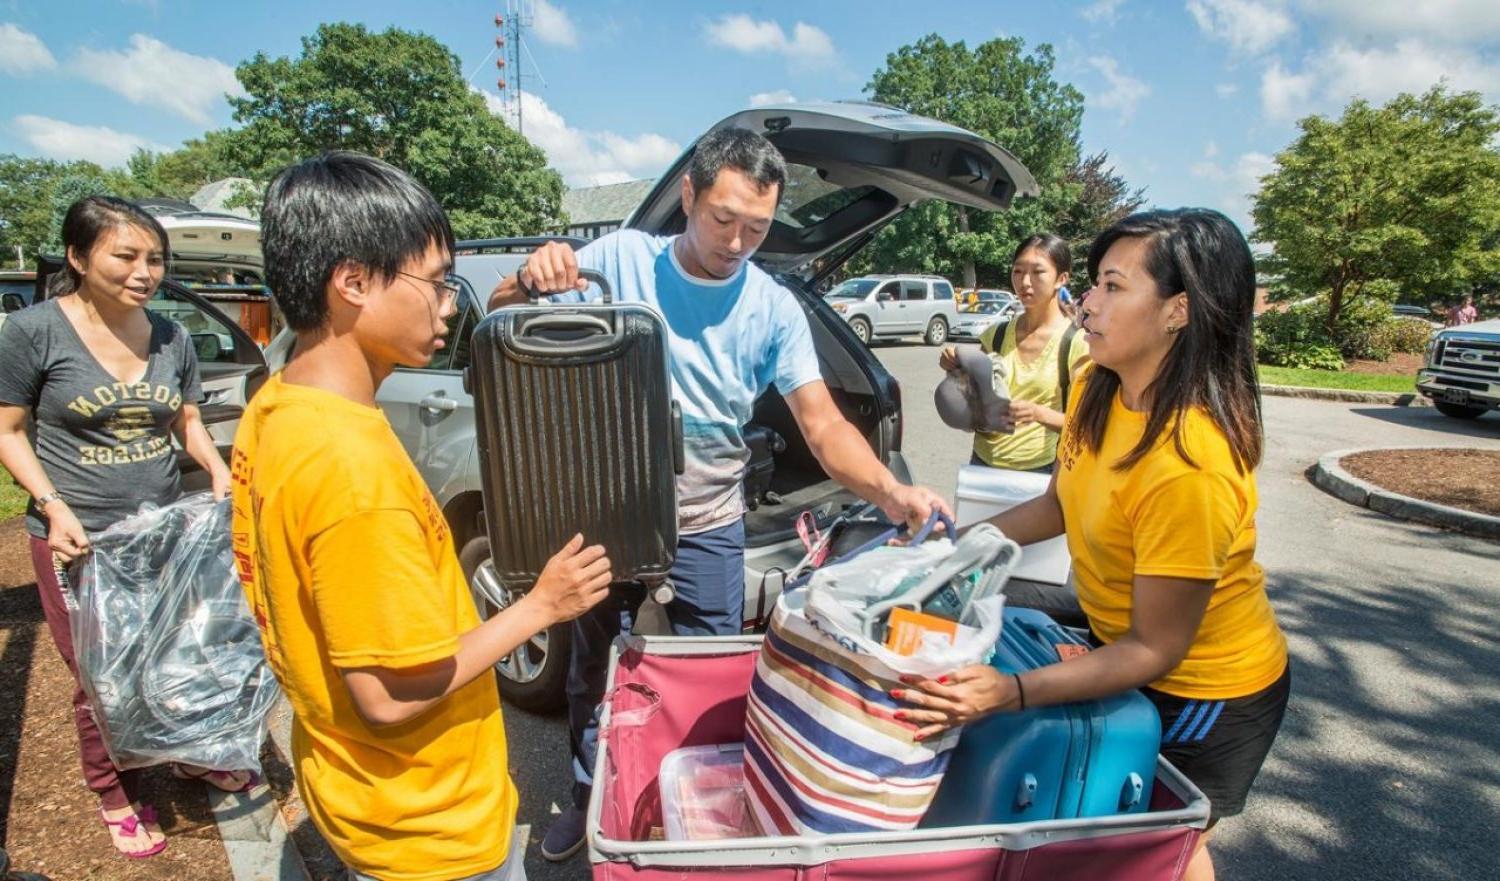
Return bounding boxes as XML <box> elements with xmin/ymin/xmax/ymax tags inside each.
<box><xmin>1258</xmin><ymin>365</ymin><xmax>1416</xmax><ymax>393</ymax></box>
<box><xmin>1</xmin><ymin>468</ymin><xmax>26</xmax><ymax>521</ymax></box>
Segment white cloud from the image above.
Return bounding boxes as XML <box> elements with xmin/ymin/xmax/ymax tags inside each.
<box><xmin>73</xmin><ymin>34</ymin><xmax>243</xmax><ymax>125</ymax></box>
<box><xmin>749</xmin><ymin>90</ymin><xmax>797</xmax><ymax>108</ymax></box>
<box><xmin>532</xmin><ymin>0</ymin><xmax>578</xmax><ymax>48</ymax></box>
<box><xmin>1260</xmin><ymin>61</ymin><xmax>1317</xmax><ymax>121</ymax></box>
<box><xmin>1318</xmin><ymin>39</ymin><xmax>1500</xmax><ymax>105</ymax></box>
<box><xmin>704</xmin><ymin>14</ymin><xmax>836</xmax><ymax>68</ymax></box>
<box><xmin>1261</xmin><ymin>40</ymin><xmax>1500</xmax><ymax>123</ymax></box>
<box><xmin>481</xmin><ymin>88</ymin><xmax>681</xmax><ymax>187</ymax></box>
<box><xmin>1205</xmin><ymin>141</ymin><xmax>1220</xmax><ymax>158</ymax></box>
<box><xmin>1089</xmin><ymin>56</ymin><xmax>1151</xmax><ymax>122</ymax></box>
<box><xmin>0</xmin><ymin>23</ymin><xmax>56</xmax><ymax>75</ymax></box>
<box><xmin>1187</xmin><ymin>0</ymin><xmax>1296</xmax><ymax>55</ymax></box>
<box><xmin>1191</xmin><ymin>151</ymin><xmax>1277</xmax><ymax>227</ymax></box>
<box><xmin>1216</xmin><ymin>82</ymin><xmax>1239</xmax><ymax>97</ymax></box>
<box><xmin>1294</xmin><ymin>0</ymin><xmax>1500</xmax><ymax>44</ymax></box>
<box><xmin>1081</xmin><ymin>0</ymin><xmax>1127</xmax><ymax>24</ymax></box>
<box><xmin>13</xmin><ymin>115</ymin><xmax>171</xmax><ymax>167</ymax></box>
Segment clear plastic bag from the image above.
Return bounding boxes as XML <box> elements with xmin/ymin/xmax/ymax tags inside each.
<box><xmin>71</xmin><ymin>493</ymin><xmax>280</xmax><ymax>773</ymax></box>
<box><xmin>802</xmin><ymin>525</ymin><xmax>1019</xmax><ymax>677</ymax></box>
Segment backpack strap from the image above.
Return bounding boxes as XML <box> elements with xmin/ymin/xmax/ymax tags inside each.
<box><xmin>1057</xmin><ymin>323</ymin><xmax>1081</xmax><ymax>411</ymax></box>
<box><xmin>981</xmin><ymin>318</ymin><xmax>1012</xmax><ymax>355</ymax></box>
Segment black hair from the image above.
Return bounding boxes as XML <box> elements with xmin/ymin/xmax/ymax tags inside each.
<box><xmin>58</xmin><ymin>196</ymin><xmax>171</xmax><ymax>296</ymax></box>
<box><xmin>1070</xmin><ymin>208</ymin><xmax>1263</xmax><ymax>473</ymax></box>
<box><xmin>261</xmin><ymin>150</ymin><xmax>454</xmax><ymax>332</ymax></box>
<box><xmin>688</xmin><ymin>127</ymin><xmax>788</xmax><ymax>201</ymax></box>
<box><xmin>1011</xmin><ymin>233</ymin><xmax>1072</xmax><ymax>278</ymax></box>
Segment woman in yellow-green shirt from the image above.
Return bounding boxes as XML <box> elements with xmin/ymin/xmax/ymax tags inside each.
<box><xmin>901</xmin><ymin>210</ymin><xmax>1288</xmax><ymax>881</ymax></box>
<box><xmin>941</xmin><ymin>233</ymin><xmax>1089</xmax><ymax>473</ymax></box>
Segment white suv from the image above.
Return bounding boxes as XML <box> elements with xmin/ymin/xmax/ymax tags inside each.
<box><xmin>824</xmin><ymin>274</ymin><xmax>959</xmax><ymax>346</ymax></box>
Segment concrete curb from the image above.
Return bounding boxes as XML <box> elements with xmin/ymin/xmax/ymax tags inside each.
<box><xmin>1262</xmin><ymin>384</ymin><xmax>1430</xmax><ymax>407</ymax></box>
<box><xmin>1310</xmin><ymin>447</ymin><xmax>1500</xmax><ymax>539</ymax></box>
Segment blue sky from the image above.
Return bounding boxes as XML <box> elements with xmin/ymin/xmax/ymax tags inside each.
<box><xmin>3</xmin><ymin>0</ymin><xmax>1497</xmax><ymax>232</ymax></box>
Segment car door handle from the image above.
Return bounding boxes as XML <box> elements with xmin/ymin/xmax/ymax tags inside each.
<box><xmin>420</xmin><ymin>395</ymin><xmax>458</xmax><ymax>412</ymax></box>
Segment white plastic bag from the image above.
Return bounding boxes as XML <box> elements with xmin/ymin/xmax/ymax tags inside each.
<box><xmin>801</xmin><ymin>525</ymin><xmax>1018</xmax><ymax>678</ymax></box>
<box><xmin>71</xmin><ymin>493</ymin><xmax>280</xmax><ymax>773</ymax></box>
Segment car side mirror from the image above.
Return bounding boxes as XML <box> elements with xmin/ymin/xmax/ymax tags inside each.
<box><xmin>191</xmin><ymin>333</ymin><xmax>224</xmax><ymax>362</ymax></box>
<box><xmin>1</xmin><ymin>293</ymin><xmax>22</xmax><ymax>313</ymax></box>
<box><xmin>876</xmin><ymin>291</ymin><xmax>893</xmax><ymax>302</ymax></box>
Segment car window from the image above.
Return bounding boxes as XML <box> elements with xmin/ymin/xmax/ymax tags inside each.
<box><xmin>825</xmin><ymin>278</ymin><xmax>878</xmax><ymax>299</ymax></box>
<box><xmin>0</xmin><ymin>280</ymin><xmax>31</xmax><ymax>310</ymax></box>
<box><xmin>934</xmin><ymin>281</ymin><xmax>955</xmax><ymax>301</ymax></box>
<box><xmin>875</xmin><ymin>281</ymin><xmax>900</xmax><ymax>300</ymax></box>
<box><xmin>901</xmin><ymin>280</ymin><xmax>928</xmax><ymax>301</ymax></box>
<box><xmin>147</xmin><ymin>288</ymin><xmax>240</xmax><ymax>364</ymax></box>
<box><xmin>777</xmin><ymin>164</ymin><xmax>878</xmax><ymax>230</ymax></box>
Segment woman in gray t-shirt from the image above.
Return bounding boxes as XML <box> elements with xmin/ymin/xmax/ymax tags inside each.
<box><xmin>0</xmin><ymin>196</ymin><xmax>250</xmax><ymax>858</ymax></box>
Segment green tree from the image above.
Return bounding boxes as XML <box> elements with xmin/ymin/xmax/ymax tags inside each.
<box><xmin>1052</xmin><ymin>151</ymin><xmax>1146</xmax><ymax>281</ymax></box>
<box><xmin>127</xmin><ymin>131</ymin><xmax>244</xmax><ymax>201</ymax></box>
<box><xmin>223</xmin><ymin>22</ymin><xmax>563</xmax><ymax>238</ymax></box>
<box><xmin>0</xmin><ymin>155</ymin><xmax>140</xmax><ymax>263</ymax></box>
<box><xmin>853</xmin><ymin>35</ymin><xmax>1093</xmax><ymax>287</ymax></box>
<box><xmin>1253</xmin><ymin>86</ymin><xmax>1500</xmax><ymax>331</ymax></box>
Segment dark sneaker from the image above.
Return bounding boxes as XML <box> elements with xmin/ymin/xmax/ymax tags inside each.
<box><xmin>540</xmin><ymin>805</ymin><xmax>587</xmax><ymax>862</ymax></box>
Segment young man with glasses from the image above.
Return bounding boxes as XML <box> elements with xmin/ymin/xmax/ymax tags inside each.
<box><xmin>231</xmin><ymin>151</ymin><xmax>612</xmax><ymax>881</ymax></box>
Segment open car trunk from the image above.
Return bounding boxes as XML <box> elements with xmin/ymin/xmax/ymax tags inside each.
<box><xmin>625</xmin><ymin>102</ymin><xmax>1035</xmax><ymax>548</ymax></box>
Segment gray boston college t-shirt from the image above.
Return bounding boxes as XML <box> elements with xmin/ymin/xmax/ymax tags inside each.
<box><xmin>0</xmin><ymin>298</ymin><xmax>203</xmax><ymax>538</ymax></box>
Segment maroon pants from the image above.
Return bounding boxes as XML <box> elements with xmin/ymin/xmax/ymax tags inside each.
<box><xmin>29</xmin><ymin>537</ymin><xmax>135</xmax><ymax>810</ymax></box>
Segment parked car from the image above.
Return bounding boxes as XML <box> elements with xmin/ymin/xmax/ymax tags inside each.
<box><xmin>951</xmin><ymin>290</ymin><xmax>1021</xmax><ymax>341</ymax></box>
<box><xmin>824</xmin><ymin>274</ymin><xmax>960</xmax><ymax>345</ymax></box>
<box><xmin>138</xmin><ymin>199</ymin><xmax>281</xmax><ymax>346</ymax></box>
<box><xmin>1417</xmin><ymin>317</ymin><xmax>1500</xmax><ymax>419</ymax></box>
<box><xmin>265</xmin><ymin>100</ymin><xmax>1038</xmax><ymax>711</ymax></box>
<box><xmin>0</xmin><ymin>270</ymin><xmax>36</xmax><ymax>331</ymax></box>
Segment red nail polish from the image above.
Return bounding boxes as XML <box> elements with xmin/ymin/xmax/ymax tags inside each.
<box><xmin>899</xmin><ymin>675</ymin><xmax>916</xmax><ymax>684</ymax></box>
<box><xmin>914</xmin><ymin>733</ymin><xmax>925</xmax><ymax>742</ymax></box>
<box><xmin>890</xmin><ymin>689</ymin><xmax>903</xmax><ymax>699</ymax></box>
<box><xmin>893</xmin><ymin>711</ymin><xmax>906</xmax><ymax>721</ymax></box>
<box><xmin>937</xmin><ymin>676</ymin><xmax>949</xmax><ymax>685</ymax></box>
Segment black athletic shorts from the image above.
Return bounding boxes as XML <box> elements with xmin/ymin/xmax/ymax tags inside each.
<box><xmin>1144</xmin><ymin>664</ymin><xmax>1291</xmax><ymax>824</ymax></box>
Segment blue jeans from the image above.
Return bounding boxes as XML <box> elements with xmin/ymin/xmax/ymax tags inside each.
<box><xmin>566</xmin><ymin>519</ymin><xmax>746</xmax><ymax>810</ymax></box>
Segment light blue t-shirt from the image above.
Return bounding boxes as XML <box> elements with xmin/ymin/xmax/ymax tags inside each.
<box><xmin>554</xmin><ymin>230</ymin><xmax>822</xmax><ymax>533</ymax></box>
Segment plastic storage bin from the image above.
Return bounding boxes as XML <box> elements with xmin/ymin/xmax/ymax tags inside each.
<box><xmin>659</xmin><ymin>743</ymin><xmax>759</xmax><ymax>841</ymax></box>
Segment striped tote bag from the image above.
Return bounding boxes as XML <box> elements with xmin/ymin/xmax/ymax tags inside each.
<box><xmin>742</xmin><ymin>593</ymin><xmax>970</xmax><ymax>835</ymax></box>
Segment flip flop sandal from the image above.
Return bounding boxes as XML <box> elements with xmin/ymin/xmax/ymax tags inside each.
<box><xmin>99</xmin><ymin>805</ymin><xmax>166</xmax><ymax>859</ymax></box>
<box><xmin>170</xmin><ymin>763</ymin><xmax>260</xmax><ymax>793</ymax></box>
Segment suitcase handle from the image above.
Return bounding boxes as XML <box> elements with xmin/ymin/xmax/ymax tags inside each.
<box><xmin>507</xmin><ymin>269</ymin><xmax>622</xmax><ymax>357</ymax></box>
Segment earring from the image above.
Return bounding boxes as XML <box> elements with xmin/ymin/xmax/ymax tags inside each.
<box><xmin>1166</xmin><ymin>325</ymin><xmax>1180</xmax><ymax>335</ymax></box>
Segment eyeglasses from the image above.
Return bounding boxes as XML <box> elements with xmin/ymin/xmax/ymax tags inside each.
<box><xmin>395</xmin><ymin>271</ymin><xmax>462</xmax><ymax>309</ymax></box>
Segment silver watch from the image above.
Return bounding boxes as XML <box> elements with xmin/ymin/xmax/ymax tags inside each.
<box><xmin>35</xmin><ymin>492</ymin><xmax>63</xmax><ymax>507</ymax></box>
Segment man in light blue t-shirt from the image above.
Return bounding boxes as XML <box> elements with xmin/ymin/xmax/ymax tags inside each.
<box><xmin>488</xmin><ymin>128</ymin><xmax>949</xmax><ymax>859</ymax></box>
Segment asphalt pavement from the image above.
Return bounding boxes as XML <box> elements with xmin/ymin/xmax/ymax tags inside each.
<box><xmin>504</xmin><ymin>338</ymin><xmax>1500</xmax><ymax>881</ymax></box>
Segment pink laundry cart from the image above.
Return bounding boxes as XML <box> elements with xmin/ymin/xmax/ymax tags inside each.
<box><xmin>587</xmin><ymin>635</ymin><xmax>1211</xmax><ymax>881</ymax></box>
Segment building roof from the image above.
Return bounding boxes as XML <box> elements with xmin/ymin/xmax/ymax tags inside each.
<box><xmin>561</xmin><ymin>179</ymin><xmax>655</xmax><ymax>226</ymax></box>
<box><xmin>190</xmin><ymin>177</ymin><xmax>259</xmax><ymax>219</ymax></box>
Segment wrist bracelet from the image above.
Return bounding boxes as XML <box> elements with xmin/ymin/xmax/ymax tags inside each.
<box><xmin>1013</xmin><ymin>672</ymin><xmax>1027</xmax><ymax>711</ymax></box>
<box><xmin>35</xmin><ymin>492</ymin><xmax>63</xmax><ymax>508</ymax></box>
<box><xmin>515</xmin><ymin>269</ymin><xmax>536</xmax><ymax>299</ymax></box>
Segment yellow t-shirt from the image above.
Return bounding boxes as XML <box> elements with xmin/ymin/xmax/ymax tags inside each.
<box><xmin>229</xmin><ymin>374</ymin><xmax>514</xmax><ymax>881</ymax></box>
<box><xmin>974</xmin><ymin>319</ymin><xmax>1090</xmax><ymax>471</ymax></box>
<box><xmin>1054</xmin><ymin>371</ymin><xmax>1288</xmax><ymax>699</ymax></box>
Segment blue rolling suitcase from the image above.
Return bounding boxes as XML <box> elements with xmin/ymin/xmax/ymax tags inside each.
<box><xmin>921</xmin><ymin>607</ymin><xmax>1162</xmax><ymax>827</ymax></box>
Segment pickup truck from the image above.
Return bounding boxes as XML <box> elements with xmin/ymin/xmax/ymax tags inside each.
<box><xmin>1417</xmin><ymin>317</ymin><xmax>1500</xmax><ymax>419</ymax></box>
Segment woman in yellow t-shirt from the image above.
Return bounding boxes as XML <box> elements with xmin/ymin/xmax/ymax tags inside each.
<box><xmin>940</xmin><ymin>233</ymin><xmax>1090</xmax><ymax>473</ymax></box>
<box><xmin>902</xmin><ymin>209</ymin><xmax>1288</xmax><ymax>881</ymax></box>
